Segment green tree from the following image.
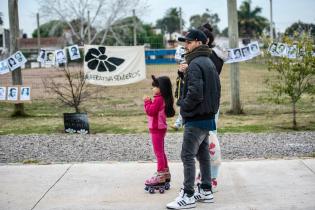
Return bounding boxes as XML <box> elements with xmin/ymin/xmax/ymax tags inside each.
<box><xmin>32</xmin><ymin>20</ymin><xmax>66</xmax><ymax>38</ymax></box>
<box><xmin>285</xmin><ymin>21</ymin><xmax>315</xmax><ymax>41</ymax></box>
<box><xmin>101</xmin><ymin>16</ymin><xmax>164</xmax><ymax>48</ymax></box>
<box><xmin>156</xmin><ymin>8</ymin><xmax>183</xmax><ymax>36</ymax></box>
<box><xmin>189</xmin><ymin>9</ymin><xmax>220</xmax><ymax>35</ymax></box>
<box><xmin>238</xmin><ymin>0</ymin><xmax>268</xmax><ymax>38</ymax></box>
<box><xmin>266</xmin><ymin>33</ymin><xmax>315</xmax><ymax>129</ymax></box>
<box><xmin>221</xmin><ymin>27</ymin><xmax>228</xmax><ymax>37</ymax></box>
<box><xmin>139</xmin><ymin>24</ymin><xmax>164</xmax><ymax>49</ymax></box>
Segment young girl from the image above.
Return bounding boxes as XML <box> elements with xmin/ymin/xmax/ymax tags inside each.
<box><xmin>144</xmin><ymin>75</ymin><xmax>175</xmax><ymax>192</ymax></box>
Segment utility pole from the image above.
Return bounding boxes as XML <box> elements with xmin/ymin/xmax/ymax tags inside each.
<box><xmin>179</xmin><ymin>7</ymin><xmax>182</xmax><ymax>34</ymax></box>
<box><xmin>227</xmin><ymin>0</ymin><xmax>242</xmax><ymax>114</ymax></box>
<box><xmin>8</xmin><ymin>0</ymin><xmax>25</xmax><ymax>116</ymax></box>
<box><xmin>269</xmin><ymin>0</ymin><xmax>274</xmax><ymax>40</ymax></box>
<box><xmin>88</xmin><ymin>10</ymin><xmax>91</xmax><ymax>44</ymax></box>
<box><xmin>36</xmin><ymin>13</ymin><xmax>41</xmax><ymax>67</ymax></box>
<box><xmin>132</xmin><ymin>9</ymin><xmax>137</xmax><ymax>46</ymax></box>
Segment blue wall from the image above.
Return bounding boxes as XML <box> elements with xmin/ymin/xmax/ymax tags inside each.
<box><xmin>145</xmin><ymin>49</ymin><xmax>176</xmax><ymax>64</ymax></box>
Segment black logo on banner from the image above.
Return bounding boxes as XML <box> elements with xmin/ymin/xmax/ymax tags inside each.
<box><xmin>85</xmin><ymin>46</ymin><xmax>125</xmax><ymax>72</ymax></box>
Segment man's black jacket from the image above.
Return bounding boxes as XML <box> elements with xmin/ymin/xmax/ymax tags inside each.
<box><xmin>180</xmin><ymin>45</ymin><xmax>221</xmax><ymax>121</ymax></box>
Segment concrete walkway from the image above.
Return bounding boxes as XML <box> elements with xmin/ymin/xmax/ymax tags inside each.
<box><xmin>0</xmin><ymin>159</ymin><xmax>315</xmax><ymax>210</ymax></box>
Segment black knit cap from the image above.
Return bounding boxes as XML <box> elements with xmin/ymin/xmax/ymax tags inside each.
<box><xmin>178</xmin><ymin>29</ymin><xmax>207</xmax><ymax>44</ymax></box>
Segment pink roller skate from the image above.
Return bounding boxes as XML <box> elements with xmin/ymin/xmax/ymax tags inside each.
<box><xmin>144</xmin><ymin>172</ymin><xmax>166</xmax><ymax>194</ymax></box>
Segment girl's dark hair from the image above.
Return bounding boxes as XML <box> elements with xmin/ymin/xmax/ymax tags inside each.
<box><xmin>151</xmin><ymin>75</ymin><xmax>175</xmax><ymax>118</ymax></box>
<box><xmin>198</xmin><ymin>22</ymin><xmax>215</xmax><ymax>48</ymax></box>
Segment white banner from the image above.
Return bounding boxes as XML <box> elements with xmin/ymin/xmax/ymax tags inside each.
<box><xmin>84</xmin><ymin>45</ymin><xmax>146</xmax><ymax>86</ymax></box>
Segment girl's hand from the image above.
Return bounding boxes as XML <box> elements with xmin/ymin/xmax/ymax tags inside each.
<box><xmin>178</xmin><ymin>63</ymin><xmax>188</xmax><ymax>72</ymax></box>
<box><xmin>143</xmin><ymin>96</ymin><xmax>151</xmax><ymax>101</ymax></box>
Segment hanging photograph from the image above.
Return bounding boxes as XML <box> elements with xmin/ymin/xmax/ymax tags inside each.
<box><xmin>287</xmin><ymin>44</ymin><xmax>298</xmax><ymax>59</ymax></box>
<box><xmin>20</xmin><ymin>86</ymin><xmax>31</xmax><ymax>101</ymax></box>
<box><xmin>7</xmin><ymin>87</ymin><xmax>18</xmax><ymax>101</ymax></box>
<box><xmin>298</xmin><ymin>47</ymin><xmax>306</xmax><ymax>57</ymax></box>
<box><xmin>276</xmin><ymin>43</ymin><xmax>287</xmax><ymax>57</ymax></box>
<box><xmin>268</xmin><ymin>42</ymin><xmax>278</xmax><ymax>56</ymax></box>
<box><xmin>0</xmin><ymin>87</ymin><xmax>6</xmax><ymax>100</ymax></box>
<box><xmin>45</xmin><ymin>50</ymin><xmax>55</xmax><ymax>65</ymax></box>
<box><xmin>225</xmin><ymin>50</ymin><xmax>234</xmax><ymax>63</ymax></box>
<box><xmin>241</xmin><ymin>46</ymin><xmax>251</xmax><ymax>59</ymax></box>
<box><xmin>7</xmin><ymin>57</ymin><xmax>20</xmax><ymax>71</ymax></box>
<box><xmin>233</xmin><ymin>48</ymin><xmax>243</xmax><ymax>61</ymax></box>
<box><xmin>37</xmin><ymin>49</ymin><xmax>46</xmax><ymax>63</ymax></box>
<box><xmin>0</xmin><ymin>59</ymin><xmax>10</xmax><ymax>75</ymax></box>
<box><xmin>249</xmin><ymin>41</ymin><xmax>261</xmax><ymax>57</ymax></box>
<box><xmin>55</xmin><ymin>49</ymin><xmax>67</xmax><ymax>64</ymax></box>
<box><xmin>13</xmin><ymin>51</ymin><xmax>27</xmax><ymax>66</ymax></box>
<box><xmin>68</xmin><ymin>45</ymin><xmax>81</xmax><ymax>60</ymax></box>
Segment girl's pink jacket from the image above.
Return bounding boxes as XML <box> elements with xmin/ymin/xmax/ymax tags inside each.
<box><xmin>144</xmin><ymin>93</ymin><xmax>167</xmax><ymax>129</ymax></box>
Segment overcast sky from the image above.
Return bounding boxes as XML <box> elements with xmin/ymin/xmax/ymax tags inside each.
<box><xmin>1</xmin><ymin>0</ymin><xmax>315</xmax><ymax>37</ymax></box>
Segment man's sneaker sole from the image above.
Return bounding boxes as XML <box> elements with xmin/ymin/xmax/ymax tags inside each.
<box><xmin>166</xmin><ymin>202</ymin><xmax>196</xmax><ymax>209</ymax></box>
<box><xmin>194</xmin><ymin>195</ymin><xmax>214</xmax><ymax>203</ymax></box>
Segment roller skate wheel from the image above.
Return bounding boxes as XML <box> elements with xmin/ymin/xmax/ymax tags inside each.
<box><xmin>144</xmin><ymin>186</ymin><xmax>149</xmax><ymax>191</ymax></box>
<box><xmin>149</xmin><ymin>187</ymin><xmax>155</xmax><ymax>194</ymax></box>
<box><xmin>159</xmin><ymin>187</ymin><xmax>165</xmax><ymax>194</ymax></box>
<box><xmin>165</xmin><ymin>182</ymin><xmax>170</xmax><ymax>190</ymax></box>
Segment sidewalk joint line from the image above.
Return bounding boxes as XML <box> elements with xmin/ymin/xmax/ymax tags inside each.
<box><xmin>30</xmin><ymin>164</ymin><xmax>74</xmax><ymax>210</ymax></box>
<box><xmin>301</xmin><ymin>160</ymin><xmax>315</xmax><ymax>175</ymax></box>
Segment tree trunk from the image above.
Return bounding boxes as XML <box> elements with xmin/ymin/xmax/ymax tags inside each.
<box><xmin>292</xmin><ymin>101</ymin><xmax>297</xmax><ymax>129</ymax></box>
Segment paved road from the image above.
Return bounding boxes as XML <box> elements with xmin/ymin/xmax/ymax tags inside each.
<box><xmin>0</xmin><ymin>159</ymin><xmax>315</xmax><ymax>210</ymax></box>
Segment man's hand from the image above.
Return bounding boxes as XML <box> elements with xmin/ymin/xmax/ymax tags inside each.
<box><xmin>178</xmin><ymin>63</ymin><xmax>188</xmax><ymax>72</ymax></box>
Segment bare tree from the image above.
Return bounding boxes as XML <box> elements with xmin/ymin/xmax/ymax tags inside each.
<box><xmin>43</xmin><ymin>66</ymin><xmax>90</xmax><ymax>113</ymax></box>
<box><xmin>37</xmin><ymin>0</ymin><xmax>147</xmax><ymax>45</ymax></box>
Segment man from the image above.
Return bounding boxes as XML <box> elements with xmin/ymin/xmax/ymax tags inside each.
<box><xmin>233</xmin><ymin>48</ymin><xmax>242</xmax><ymax>59</ymax></box>
<box><xmin>241</xmin><ymin>46</ymin><xmax>250</xmax><ymax>58</ymax></box>
<box><xmin>56</xmin><ymin>50</ymin><xmax>66</xmax><ymax>64</ymax></box>
<box><xmin>14</xmin><ymin>52</ymin><xmax>23</xmax><ymax>62</ymax></box>
<box><xmin>71</xmin><ymin>46</ymin><xmax>78</xmax><ymax>56</ymax></box>
<box><xmin>47</xmin><ymin>52</ymin><xmax>54</xmax><ymax>61</ymax></box>
<box><xmin>166</xmin><ymin>29</ymin><xmax>221</xmax><ymax>209</ymax></box>
<box><xmin>8</xmin><ymin>87</ymin><xmax>17</xmax><ymax>100</ymax></box>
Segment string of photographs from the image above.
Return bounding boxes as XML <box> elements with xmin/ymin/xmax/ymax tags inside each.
<box><xmin>0</xmin><ymin>86</ymin><xmax>31</xmax><ymax>101</ymax></box>
<box><xmin>37</xmin><ymin>44</ymin><xmax>81</xmax><ymax>66</ymax></box>
<box><xmin>267</xmin><ymin>42</ymin><xmax>314</xmax><ymax>59</ymax></box>
<box><xmin>0</xmin><ymin>51</ymin><xmax>27</xmax><ymax>75</ymax></box>
<box><xmin>0</xmin><ymin>45</ymin><xmax>81</xmax><ymax>75</ymax></box>
<box><xmin>225</xmin><ymin>41</ymin><xmax>261</xmax><ymax>64</ymax></box>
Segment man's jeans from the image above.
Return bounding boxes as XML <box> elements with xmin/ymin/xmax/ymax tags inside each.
<box><xmin>181</xmin><ymin>126</ymin><xmax>211</xmax><ymax>195</ymax></box>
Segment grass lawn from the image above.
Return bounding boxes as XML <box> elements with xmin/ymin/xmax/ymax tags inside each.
<box><xmin>0</xmin><ymin>62</ymin><xmax>314</xmax><ymax>135</ymax></box>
